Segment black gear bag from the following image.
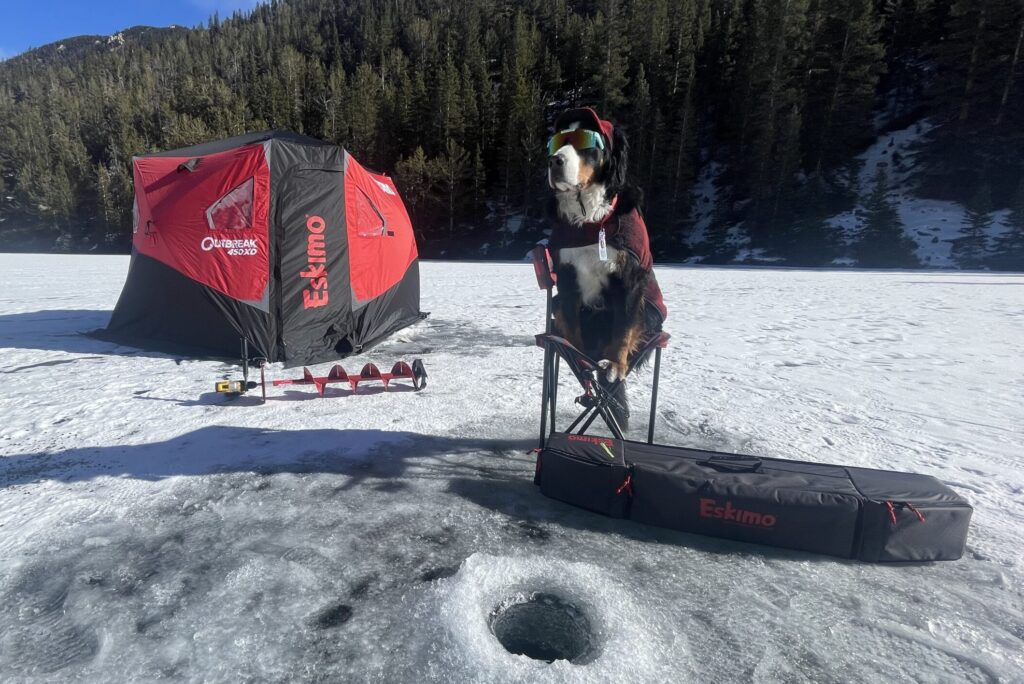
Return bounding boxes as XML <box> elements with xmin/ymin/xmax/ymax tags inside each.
<box><xmin>535</xmin><ymin>432</ymin><xmax>972</xmax><ymax>562</ymax></box>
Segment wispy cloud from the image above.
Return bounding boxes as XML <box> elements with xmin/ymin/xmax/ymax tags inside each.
<box><xmin>0</xmin><ymin>47</ymin><xmax>9</xmax><ymax>62</ymax></box>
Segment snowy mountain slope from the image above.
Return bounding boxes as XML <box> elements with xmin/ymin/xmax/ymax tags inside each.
<box><xmin>0</xmin><ymin>255</ymin><xmax>1022</xmax><ymax>681</ymax></box>
<box><xmin>825</xmin><ymin>120</ymin><xmax>1013</xmax><ymax>269</ymax></box>
<box><xmin>689</xmin><ymin>119</ymin><xmax>1016</xmax><ymax>268</ymax></box>
<box><xmin>4</xmin><ymin>26</ymin><xmax>188</xmax><ymax>66</ymax></box>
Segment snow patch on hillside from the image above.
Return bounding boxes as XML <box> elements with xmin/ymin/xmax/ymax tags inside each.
<box><xmin>827</xmin><ymin>120</ymin><xmax>1012</xmax><ymax>268</ymax></box>
<box><xmin>856</xmin><ymin>120</ymin><xmax>933</xmax><ymax>193</ymax></box>
<box><xmin>688</xmin><ymin>161</ymin><xmax>722</xmax><ymax>246</ymax></box>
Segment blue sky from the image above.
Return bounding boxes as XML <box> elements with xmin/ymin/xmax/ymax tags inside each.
<box><xmin>0</xmin><ymin>1</ymin><xmax>261</xmax><ymax>60</ymax></box>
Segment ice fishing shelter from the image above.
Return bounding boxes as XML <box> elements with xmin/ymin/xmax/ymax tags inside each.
<box><xmin>98</xmin><ymin>130</ymin><xmax>422</xmax><ymax>366</ymax></box>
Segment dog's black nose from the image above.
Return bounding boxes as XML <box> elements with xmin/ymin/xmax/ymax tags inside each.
<box><xmin>548</xmin><ymin>155</ymin><xmax>564</xmax><ymax>168</ymax></box>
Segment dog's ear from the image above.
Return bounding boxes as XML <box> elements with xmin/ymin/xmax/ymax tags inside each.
<box><xmin>605</xmin><ymin>127</ymin><xmax>629</xmax><ymax>191</ymax></box>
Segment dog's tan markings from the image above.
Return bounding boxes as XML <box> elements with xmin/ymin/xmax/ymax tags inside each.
<box><xmin>553</xmin><ymin>310</ymin><xmax>584</xmax><ymax>351</ymax></box>
<box><xmin>577</xmin><ymin>160</ymin><xmax>596</xmax><ymax>186</ymax></box>
<box><xmin>601</xmin><ymin>323</ymin><xmax>642</xmax><ymax>382</ymax></box>
<box><xmin>620</xmin><ymin>326</ymin><xmax>642</xmax><ymax>376</ymax></box>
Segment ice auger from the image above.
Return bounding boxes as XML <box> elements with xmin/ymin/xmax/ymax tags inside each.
<box><xmin>215</xmin><ymin>338</ymin><xmax>426</xmax><ymax>402</ymax></box>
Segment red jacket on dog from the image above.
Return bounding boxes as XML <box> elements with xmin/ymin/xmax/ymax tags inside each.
<box><xmin>547</xmin><ymin>197</ymin><xmax>668</xmax><ymax>323</ymax></box>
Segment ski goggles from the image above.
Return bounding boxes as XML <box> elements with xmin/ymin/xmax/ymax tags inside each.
<box><xmin>548</xmin><ymin>128</ymin><xmax>606</xmax><ymax>156</ymax></box>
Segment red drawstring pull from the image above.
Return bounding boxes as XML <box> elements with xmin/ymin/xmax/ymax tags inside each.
<box><xmin>616</xmin><ymin>473</ymin><xmax>633</xmax><ymax>497</ymax></box>
<box><xmin>886</xmin><ymin>501</ymin><xmax>926</xmax><ymax>524</ymax></box>
<box><xmin>905</xmin><ymin>502</ymin><xmax>926</xmax><ymax>523</ymax></box>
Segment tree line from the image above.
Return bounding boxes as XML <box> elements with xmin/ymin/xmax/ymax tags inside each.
<box><xmin>0</xmin><ymin>0</ymin><xmax>1022</xmax><ymax>269</ymax></box>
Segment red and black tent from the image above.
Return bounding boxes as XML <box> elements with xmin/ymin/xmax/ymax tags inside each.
<box><xmin>97</xmin><ymin>130</ymin><xmax>423</xmax><ymax>366</ymax></box>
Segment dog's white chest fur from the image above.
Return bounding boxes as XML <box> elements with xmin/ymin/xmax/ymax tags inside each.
<box><xmin>558</xmin><ymin>244</ymin><xmax>621</xmax><ymax>307</ymax></box>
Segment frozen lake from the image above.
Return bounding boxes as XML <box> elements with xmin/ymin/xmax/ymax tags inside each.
<box><xmin>1</xmin><ymin>255</ymin><xmax>1022</xmax><ymax>681</ymax></box>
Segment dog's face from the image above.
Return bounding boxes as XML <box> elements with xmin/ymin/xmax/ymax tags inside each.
<box><xmin>547</xmin><ymin>121</ymin><xmax>610</xmax><ymax>192</ymax></box>
<box><xmin>547</xmin><ymin>109</ymin><xmax>629</xmax><ymax>225</ymax></box>
<box><xmin>547</xmin><ymin>111</ymin><xmax>628</xmax><ymax>198</ymax></box>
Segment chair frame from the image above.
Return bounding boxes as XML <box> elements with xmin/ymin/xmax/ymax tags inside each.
<box><xmin>531</xmin><ymin>246</ymin><xmax>668</xmax><ymax>449</ymax></box>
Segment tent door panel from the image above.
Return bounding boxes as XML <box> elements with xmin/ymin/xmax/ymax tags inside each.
<box><xmin>277</xmin><ymin>167</ymin><xmax>351</xmax><ymax>364</ymax></box>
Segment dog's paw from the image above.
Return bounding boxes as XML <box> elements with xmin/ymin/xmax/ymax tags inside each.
<box><xmin>597</xmin><ymin>359</ymin><xmax>626</xmax><ymax>383</ymax></box>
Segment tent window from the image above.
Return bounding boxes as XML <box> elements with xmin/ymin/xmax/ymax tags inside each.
<box><xmin>206</xmin><ymin>177</ymin><xmax>254</xmax><ymax>231</ymax></box>
<box><xmin>355</xmin><ymin>188</ymin><xmax>389</xmax><ymax>237</ymax></box>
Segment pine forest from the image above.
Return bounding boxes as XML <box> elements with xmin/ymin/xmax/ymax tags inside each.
<box><xmin>1</xmin><ymin>0</ymin><xmax>1022</xmax><ymax>269</ymax></box>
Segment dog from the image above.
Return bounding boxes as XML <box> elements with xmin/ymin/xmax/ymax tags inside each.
<box><xmin>545</xmin><ymin>107</ymin><xmax>667</xmax><ymax>430</ymax></box>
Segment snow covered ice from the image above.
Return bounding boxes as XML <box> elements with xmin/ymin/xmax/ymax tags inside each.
<box><xmin>1</xmin><ymin>254</ymin><xmax>1022</xmax><ymax>682</ymax></box>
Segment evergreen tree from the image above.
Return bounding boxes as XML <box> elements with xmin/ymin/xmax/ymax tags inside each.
<box><xmin>435</xmin><ymin>52</ymin><xmax>465</xmax><ymax>145</ymax></box>
<box><xmin>803</xmin><ymin>0</ymin><xmax>884</xmax><ymax>177</ymax></box>
<box><xmin>665</xmin><ymin>0</ymin><xmax>703</xmax><ymax>213</ymax></box>
<box><xmin>95</xmin><ymin>163</ymin><xmax>116</xmax><ymax>238</ymax></box>
<box><xmin>854</xmin><ymin>168</ymin><xmax>919</xmax><ymax>267</ymax></box>
<box><xmin>919</xmin><ymin>0</ymin><xmax>1022</xmax><ymax>197</ymax></box>
<box><xmin>394</xmin><ymin>146</ymin><xmax>433</xmax><ymax>238</ymax></box>
<box><xmin>775</xmin><ymin>178</ymin><xmax>841</xmax><ymax>266</ymax></box>
<box><xmin>590</xmin><ymin>0</ymin><xmax>630</xmax><ymax>112</ymax></box>
<box><xmin>951</xmin><ymin>184</ymin><xmax>993</xmax><ymax>268</ymax></box>
<box><xmin>994</xmin><ymin>7</ymin><xmax>1024</xmax><ymax>127</ymax></box>
<box><xmin>347</xmin><ymin>62</ymin><xmax>380</xmax><ymax>163</ymax></box>
<box><xmin>991</xmin><ymin>179</ymin><xmax>1024</xmax><ymax>270</ymax></box>
<box><xmin>498</xmin><ymin>11</ymin><xmax>543</xmax><ymax>223</ymax></box>
<box><xmin>627</xmin><ymin>65</ymin><xmax>652</xmax><ymax>193</ymax></box>
<box><xmin>701</xmin><ymin>185</ymin><xmax>738</xmax><ymax>264</ymax></box>
<box><xmin>432</xmin><ymin>139</ymin><xmax>472</xmax><ymax>236</ymax></box>
<box><xmin>737</xmin><ymin>0</ymin><xmax>812</xmax><ymax>248</ymax></box>
<box><xmin>323</xmin><ymin>64</ymin><xmax>347</xmax><ymax>144</ymax></box>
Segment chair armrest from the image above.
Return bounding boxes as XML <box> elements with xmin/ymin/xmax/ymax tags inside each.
<box><xmin>530</xmin><ymin>245</ymin><xmax>556</xmax><ymax>290</ymax></box>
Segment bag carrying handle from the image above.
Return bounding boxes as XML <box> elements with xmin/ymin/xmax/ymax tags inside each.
<box><xmin>698</xmin><ymin>454</ymin><xmax>763</xmax><ymax>473</ymax></box>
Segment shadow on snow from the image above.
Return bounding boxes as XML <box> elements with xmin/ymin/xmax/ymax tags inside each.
<box><xmin>0</xmin><ymin>309</ymin><xmax>183</xmax><ymax>361</ymax></box>
<box><xmin>1</xmin><ymin>425</ymin><xmax>860</xmax><ymax>564</ymax></box>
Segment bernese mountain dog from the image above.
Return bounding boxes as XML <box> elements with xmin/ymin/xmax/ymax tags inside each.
<box><xmin>546</xmin><ymin>107</ymin><xmax>667</xmax><ymax>430</ymax></box>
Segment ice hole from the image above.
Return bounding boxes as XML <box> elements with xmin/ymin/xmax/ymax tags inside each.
<box><xmin>488</xmin><ymin>592</ymin><xmax>595</xmax><ymax>664</ymax></box>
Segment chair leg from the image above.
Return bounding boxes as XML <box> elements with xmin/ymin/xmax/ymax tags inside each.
<box><xmin>549</xmin><ymin>354</ymin><xmax>559</xmax><ymax>437</ymax></box>
<box><xmin>538</xmin><ymin>331</ymin><xmax>667</xmax><ymax>447</ymax></box>
<box><xmin>647</xmin><ymin>346</ymin><xmax>662</xmax><ymax>444</ymax></box>
<box><xmin>539</xmin><ymin>346</ymin><xmax>552</xmax><ymax>449</ymax></box>
<box><xmin>578</xmin><ymin>408</ymin><xmax>602</xmax><ymax>435</ymax></box>
<box><xmin>565</xmin><ymin>405</ymin><xmax>595</xmax><ymax>434</ymax></box>
<box><xmin>538</xmin><ymin>291</ymin><xmax>556</xmax><ymax>449</ymax></box>
<box><xmin>600</xmin><ymin>406</ymin><xmax>626</xmax><ymax>440</ymax></box>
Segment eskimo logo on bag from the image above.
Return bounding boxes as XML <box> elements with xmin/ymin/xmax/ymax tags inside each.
<box><xmin>699</xmin><ymin>498</ymin><xmax>777</xmax><ymax>529</ymax></box>
<box><xmin>301</xmin><ymin>215</ymin><xmax>328</xmax><ymax>309</ymax></box>
<box><xmin>200</xmin><ymin>237</ymin><xmax>258</xmax><ymax>256</ymax></box>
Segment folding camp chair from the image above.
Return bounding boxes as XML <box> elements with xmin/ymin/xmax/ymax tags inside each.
<box><xmin>531</xmin><ymin>245</ymin><xmax>669</xmax><ymax>449</ymax></box>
